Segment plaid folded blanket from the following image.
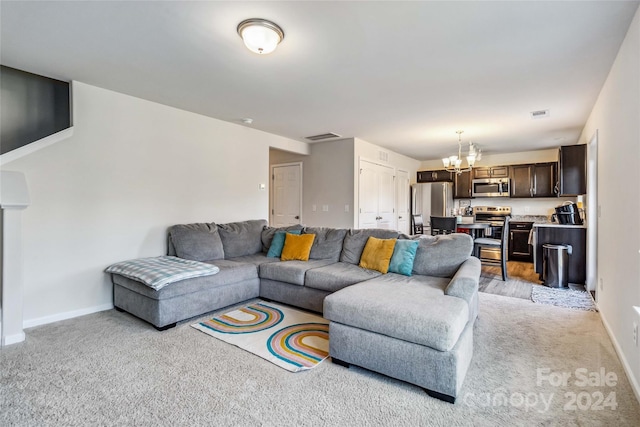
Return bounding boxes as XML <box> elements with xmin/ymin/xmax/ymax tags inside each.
<box><xmin>105</xmin><ymin>256</ymin><xmax>220</xmax><ymax>291</ymax></box>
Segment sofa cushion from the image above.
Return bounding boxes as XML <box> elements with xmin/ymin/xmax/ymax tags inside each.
<box><xmin>388</xmin><ymin>239</ymin><xmax>419</xmax><ymax>276</ymax></box>
<box><xmin>304</xmin><ymin>262</ymin><xmax>382</xmax><ymax>293</ymax></box>
<box><xmin>281</xmin><ymin>233</ymin><xmax>315</xmax><ymax>261</ymax></box>
<box><xmin>324</xmin><ymin>276</ymin><xmax>468</xmax><ymax>352</ymax></box>
<box><xmin>259</xmin><ymin>259</ymin><xmax>335</xmax><ymax>286</ymax></box>
<box><xmin>303</xmin><ymin>227</ymin><xmax>348</xmax><ymax>261</ymax></box>
<box><xmin>359</xmin><ymin>237</ymin><xmax>396</xmax><ymax>274</ymax></box>
<box><xmin>226</xmin><ymin>253</ymin><xmax>281</xmax><ymax>268</ymax></box>
<box><xmin>267</xmin><ymin>230</ymin><xmax>301</xmax><ymax>258</ymax></box>
<box><xmin>112</xmin><ymin>259</ymin><xmax>258</xmax><ymax>300</ymax></box>
<box><xmin>340</xmin><ymin>229</ymin><xmax>400</xmax><ymax>265</ymax></box>
<box><xmin>412</xmin><ymin>233</ymin><xmax>473</xmax><ymax>278</ymax></box>
<box><xmin>261</xmin><ymin>224</ymin><xmax>304</xmax><ymax>253</ymax></box>
<box><xmin>217</xmin><ymin>219</ymin><xmax>268</xmax><ymax>258</ymax></box>
<box><xmin>358</xmin><ymin>272</ymin><xmax>450</xmax><ymax>293</ymax></box>
<box><xmin>169</xmin><ymin>225</ymin><xmax>225</xmax><ymax>261</ymax></box>
<box><xmin>167</xmin><ymin>222</ymin><xmax>215</xmax><ymax>257</ymax></box>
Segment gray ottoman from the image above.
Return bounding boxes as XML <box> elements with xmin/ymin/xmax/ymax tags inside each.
<box><xmin>324</xmin><ymin>277</ymin><xmax>474</xmax><ymax>403</ymax></box>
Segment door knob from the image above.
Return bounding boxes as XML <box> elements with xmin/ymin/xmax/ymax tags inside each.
<box><xmin>294</xmin><ymin>215</ymin><xmax>300</xmax><ymax>220</ymax></box>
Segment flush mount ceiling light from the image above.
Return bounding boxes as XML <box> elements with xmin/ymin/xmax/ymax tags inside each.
<box><xmin>442</xmin><ymin>130</ymin><xmax>482</xmax><ymax>175</ymax></box>
<box><xmin>237</xmin><ymin>18</ymin><xmax>284</xmax><ymax>55</ymax></box>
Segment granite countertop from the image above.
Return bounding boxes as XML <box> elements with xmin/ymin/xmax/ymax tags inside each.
<box><xmin>532</xmin><ymin>223</ymin><xmax>587</xmax><ymax>229</ymax></box>
<box><xmin>510</xmin><ymin>215</ymin><xmax>548</xmax><ymax>223</ymax></box>
<box><xmin>510</xmin><ymin>215</ymin><xmax>587</xmax><ymax>229</ymax></box>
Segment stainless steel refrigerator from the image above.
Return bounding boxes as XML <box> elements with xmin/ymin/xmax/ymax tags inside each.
<box><xmin>411</xmin><ymin>182</ymin><xmax>454</xmax><ymax>233</ymax></box>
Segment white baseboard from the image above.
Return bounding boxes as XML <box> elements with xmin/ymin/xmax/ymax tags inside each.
<box><xmin>1</xmin><ymin>332</ymin><xmax>26</xmax><ymax>346</ymax></box>
<box><xmin>23</xmin><ymin>303</ymin><xmax>114</xmax><ymax>329</ymax></box>
<box><xmin>599</xmin><ymin>309</ymin><xmax>640</xmax><ymax>405</ymax></box>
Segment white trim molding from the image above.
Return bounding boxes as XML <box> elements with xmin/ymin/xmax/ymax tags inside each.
<box><xmin>1</xmin><ymin>127</ymin><xmax>74</xmax><ymax>166</ymax></box>
<box><xmin>1</xmin><ymin>331</ymin><xmax>26</xmax><ymax>346</ymax></box>
<box><xmin>600</xmin><ymin>310</ymin><xmax>640</xmax><ymax>405</ymax></box>
<box><xmin>23</xmin><ymin>303</ymin><xmax>114</xmax><ymax>330</ymax></box>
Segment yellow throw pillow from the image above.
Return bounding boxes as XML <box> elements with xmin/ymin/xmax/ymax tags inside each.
<box><xmin>359</xmin><ymin>237</ymin><xmax>397</xmax><ymax>274</ymax></box>
<box><xmin>281</xmin><ymin>233</ymin><xmax>316</xmax><ymax>261</ymax></box>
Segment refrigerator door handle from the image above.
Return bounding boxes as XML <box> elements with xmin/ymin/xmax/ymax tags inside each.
<box><xmin>411</xmin><ymin>185</ymin><xmax>416</xmax><ymax>215</ymax></box>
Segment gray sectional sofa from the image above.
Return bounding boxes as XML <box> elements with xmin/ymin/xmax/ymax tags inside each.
<box><xmin>110</xmin><ymin>219</ymin><xmax>481</xmax><ymax>403</ymax></box>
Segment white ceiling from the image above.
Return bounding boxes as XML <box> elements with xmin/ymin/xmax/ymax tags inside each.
<box><xmin>1</xmin><ymin>1</ymin><xmax>638</xmax><ymax>161</ymax></box>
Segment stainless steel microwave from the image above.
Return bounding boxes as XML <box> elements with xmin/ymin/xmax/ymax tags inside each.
<box><xmin>471</xmin><ymin>178</ymin><xmax>510</xmax><ymax>197</ymax></box>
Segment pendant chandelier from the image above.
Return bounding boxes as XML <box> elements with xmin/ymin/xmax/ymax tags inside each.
<box><xmin>442</xmin><ymin>130</ymin><xmax>481</xmax><ymax>174</ymax></box>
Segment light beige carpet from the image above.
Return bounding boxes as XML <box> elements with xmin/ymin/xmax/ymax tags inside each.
<box><xmin>1</xmin><ymin>294</ymin><xmax>639</xmax><ymax>426</ymax></box>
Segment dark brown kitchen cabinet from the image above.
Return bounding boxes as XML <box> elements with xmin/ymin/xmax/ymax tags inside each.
<box><xmin>533</xmin><ymin>162</ymin><xmax>557</xmax><ymax>197</ymax></box>
<box><xmin>453</xmin><ymin>170</ymin><xmax>472</xmax><ymax>199</ymax></box>
<box><xmin>417</xmin><ymin>170</ymin><xmax>453</xmax><ymax>182</ymax></box>
<box><xmin>473</xmin><ymin>166</ymin><xmax>509</xmax><ymax>179</ymax></box>
<box><xmin>559</xmin><ymin>144</ymin><xmax>587</xmax><ymax>196</ymax></box>
<box><xmin>510</xmin><ymin>163</ymin><xmax>557</xmax><ymax>198</ymax></box>
<box><xmin>534</xmin><ymin>226</ymin><xmax>586</xmax><ymax>284</ymax></box>
<box><xmin>511</xmin><ymin>165</ymin><xmax>533</xmax><ymax>198</ymax></box>
<box><xmin>508</xmin><ymin>221</ymin><xmax>533</xmax><ymax>262</ymax></box>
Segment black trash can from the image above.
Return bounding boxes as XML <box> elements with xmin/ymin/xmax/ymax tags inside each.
<box><xmin>542</xmin><ymin>244</ymin><xmax>572</xmax><ymax>288</ymax></box>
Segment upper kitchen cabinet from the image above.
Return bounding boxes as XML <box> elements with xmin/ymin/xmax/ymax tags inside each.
<box><xmin>417</xmin><ymin>170</ymin><xmax>453</xmax><ymax>183</ymax></box>
<box><xmin>453</xmin><ymin>170</ymin><xmax>472</xmax><ymax>199</ymax></box>
<box><xmin>473</xmin><ymin>165</ymin><xmax>509</xmax><ymax>179</ymax></box>
<box><xmin>558</xmin><ymin>144</ymin><xmax>586</xmax><ymax>196</ymax></box>
<box><xmin>511</xmin><ymin>163</ymin><xmax>557</xmax><ymax>198</ymax></box>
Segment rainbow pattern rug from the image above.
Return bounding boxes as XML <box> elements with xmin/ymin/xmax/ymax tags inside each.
<box><xmin>191</xmin><ymin>301</ymin><xmax>329</xmax><ymax>372</ymax></box>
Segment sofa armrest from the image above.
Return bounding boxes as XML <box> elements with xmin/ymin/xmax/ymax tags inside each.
<box><xmin>444</xmin><ymin>256</ymin><xmax>480</xmax><ymax>304</ymax></box>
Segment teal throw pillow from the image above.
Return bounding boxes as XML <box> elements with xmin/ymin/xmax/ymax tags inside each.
<box><xmin>388</xmin><ymin>239</ymin><xmax>419</xmax><ymax>276</ymax></box>
<box><xmin>267</xmin><ymin>230</ymin><xmax>302</xmax><ymax>258</ymax></box>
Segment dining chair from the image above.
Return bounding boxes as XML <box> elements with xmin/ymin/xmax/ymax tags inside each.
<box><xmin>473</xmin><ymin>216</ymin><xmax>510</xmax><ymax>281</ymax></box>
<box><xmin>412</xmin><ymin>214</ymin><xmax>424</xmax><ymax>234</ymax></box>
<box><xmin>430</xmin><ymin>216</ymin><xmax>457</xmax><ymax>235</ymax></box>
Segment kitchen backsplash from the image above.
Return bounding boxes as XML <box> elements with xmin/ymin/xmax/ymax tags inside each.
<box><xmin>454</xmin><ymin>197</ymin><xmax>577</xmax><ymax>217</ymax></box>
<box><xmin>511</xmin><ymin>214</ymin><xmax>551</xmax><ymax>223</ymax></box>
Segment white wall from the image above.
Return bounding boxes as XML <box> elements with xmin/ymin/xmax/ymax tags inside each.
<box><xmin>270</xmin><ymin>139</ymin><xmax>354</xmax><ymax>228</ymax></box>
<box><xmin>1</xmin><ymin>81</ymin><xmax>306</xmax><ymax>327</ymax></box>
<box><xmin>271</xmin><ymin>137</ymin><xmax>420</xmax><ymax>229</ymax></box>
<box><xmin>578</xmin><ymin>6</ymin><xmax>640</xmax><ymax>397</ymax></box>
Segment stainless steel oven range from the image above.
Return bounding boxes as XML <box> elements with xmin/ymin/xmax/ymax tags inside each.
<box><xmin>473</xmin><ymin>206</ymin><xmax>512</xmax><ymax>261</ymax></box>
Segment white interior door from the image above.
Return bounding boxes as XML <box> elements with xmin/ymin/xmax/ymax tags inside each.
<box><xmin>272</xmin><ymin>163</ymin><xmax>302</xmax><ymax>227</ymax></box>
<box><xmin>376</xmin><ymin>164</ymin><xmax>396</xmax><ymax>230</ymax></box>
<box><xmin>396</xmin><ymin>169</ymin><xmax>410</xmax><ymax>234</ymax></box>
<box><xmin>358</xmin><ymin>161</ymin><xmax>379</xmax><ymax>228</ymax></box>
<box><xmin>358</xmin><ymin>160</ymin><xmax>396</xmax><ymax>229</ymax></box>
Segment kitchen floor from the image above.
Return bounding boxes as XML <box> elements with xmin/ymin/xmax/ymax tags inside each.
<box><xmin>479</xmin><ymin>261</ymin><xmax>588</xmax><ymax>300</ymax></box>
<box><xmin>479</xmin><ymin>261</ymin><xmax>542</xmax><ymax>300</ymax></box>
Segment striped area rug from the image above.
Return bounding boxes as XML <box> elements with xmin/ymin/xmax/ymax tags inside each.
<box><xmin>192</xmin><ymin>301</ymin><xmax>329</xmax><ymax>372</ymax></box>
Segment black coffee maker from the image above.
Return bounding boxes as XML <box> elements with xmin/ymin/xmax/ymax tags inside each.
<box><xmin>553</xmin><ymin>202</ymin><xmax>583</xmax><ymax>225</ymax></box>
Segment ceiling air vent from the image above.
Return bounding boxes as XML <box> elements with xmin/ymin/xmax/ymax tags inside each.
<box><xmin>305</xmin><ymin>132</ymin><xmax>342</xmax><ymax>141</ymax></box>
<box><xmin>530</xmin><ymin>109</ymin><xmax>550</xmax><ymax>119</ymax></box>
